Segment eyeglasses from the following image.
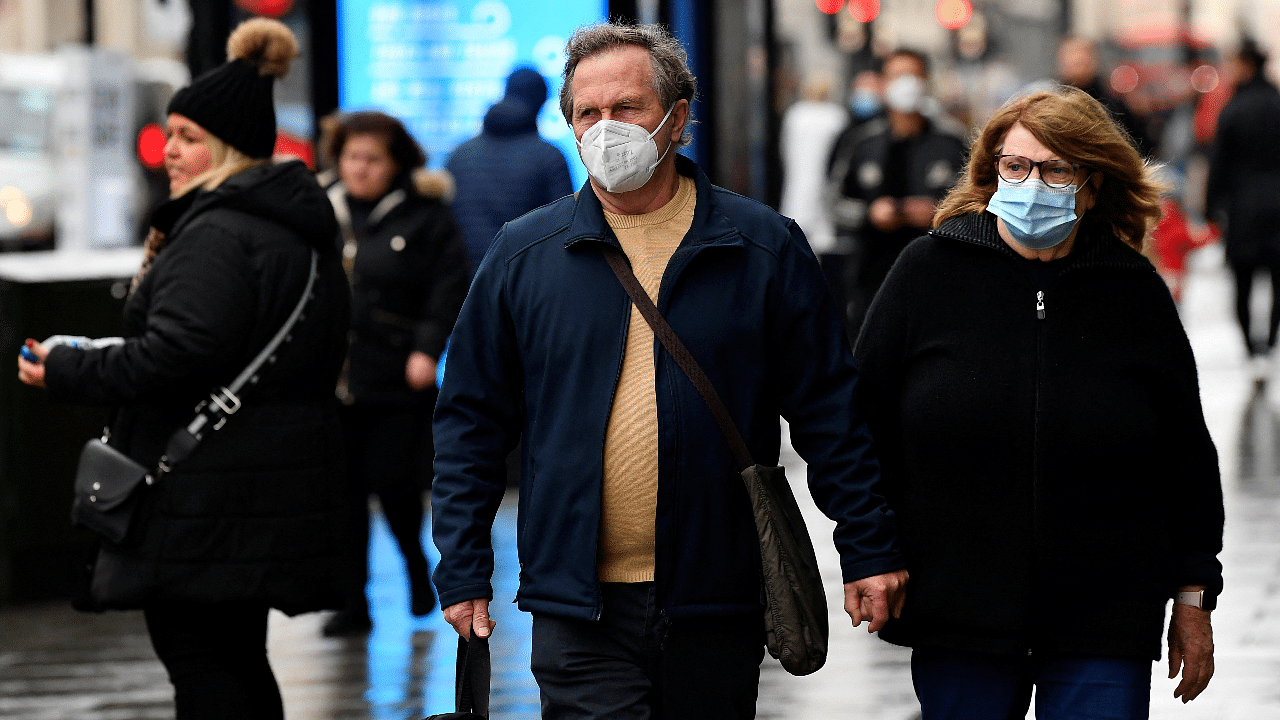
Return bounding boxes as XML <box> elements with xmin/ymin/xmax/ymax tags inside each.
<box><xmin>995</xmin><ymin>154</ymin><xmax>1084</xmax><ymax>188</ymax></box>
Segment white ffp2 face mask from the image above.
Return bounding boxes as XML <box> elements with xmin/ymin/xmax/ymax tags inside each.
<box><xmin>884</xmin><ymin>74</ymin><xmax>925</xmax><ymax>114</ymax></box>
<box><xmin>576</xmin><ymin>104</ymin><xmax>675</xmax><ymax>193</ymax></box>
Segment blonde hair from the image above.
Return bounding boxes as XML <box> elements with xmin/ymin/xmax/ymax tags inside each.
<box><xmin>171</xmin><ymin>132</ymin><xmax>269</xmax><ymax>198</ymax></box>
<box><xmin>933</xmin><ymin>85</ymin><xmax>1163</xmax><ymax>251</ymax></box>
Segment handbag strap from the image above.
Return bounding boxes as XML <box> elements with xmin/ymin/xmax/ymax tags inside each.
<box><xmin>454</xmin><ymin>634</ymin><xmax>491</xmax><ymax>717</ymax></box>
<box><xmin>158</xmin><ymin>249</ymin><xmax>320</xmax><ymax>472</ymax></box>
<box><xmin>599</xmin><ymin>244</ymin><xmax>754</xmax><ymax>473</ymax></box>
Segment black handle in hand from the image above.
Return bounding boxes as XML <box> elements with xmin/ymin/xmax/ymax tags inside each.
<box><xmin>455</xmin><ymin>634</ymin><xmax>490</xmax><ymax>718</ymax></box>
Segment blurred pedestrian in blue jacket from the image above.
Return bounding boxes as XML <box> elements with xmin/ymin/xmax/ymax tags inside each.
<box><xmin>446</xmin><ymin>67</ymin><xmax>574</xmax><ymax>276</ymax></box>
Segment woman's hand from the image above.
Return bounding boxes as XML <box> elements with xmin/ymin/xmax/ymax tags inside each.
<box><xmin>405</xmin><ymin>351</ymin><xmax>437</xmax><ymax>391</ymax></box>
<box><xmin>16</xmin><ymin>339</ymin><xmax>48</xmax><ymax>388</ymax></box>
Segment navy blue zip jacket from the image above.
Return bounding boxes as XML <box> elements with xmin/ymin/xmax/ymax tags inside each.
<box><xmin>432</xmin><ymin>155</ymin><xmax>903</xmax><ymax>621</ymax></box>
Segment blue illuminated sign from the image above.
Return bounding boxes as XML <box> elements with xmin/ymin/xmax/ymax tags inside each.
<box><xmin>338</xmin><ymin>0</ymin><xmax>607</xmax><ymax>187</ymax></box>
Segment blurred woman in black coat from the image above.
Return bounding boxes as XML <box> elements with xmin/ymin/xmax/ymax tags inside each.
<box><xmin>1206</xmin><ymin>39</ymin><xmax>1280</xmax><ymax>374</ymax></box>
<box><xmin>320</xmin><ymin>111</ymin><xmax>470</xmax><ymax>636</ymax></box>
<box><xmin>18</xmin><ymin>19</ymin><xmax>349</xmax><ymax>719</ymax></box>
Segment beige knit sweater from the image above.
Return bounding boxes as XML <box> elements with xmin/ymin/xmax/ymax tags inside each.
<box><xmin>597</xmin><ymin>175</ymin><xmax>697</xmax><ymax>582</ymax></box>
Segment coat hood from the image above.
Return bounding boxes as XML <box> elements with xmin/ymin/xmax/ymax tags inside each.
<box><xmin>482</xmin><ymin>97</ymin><xmax>539</xmax><ymax>137</ymax></box>
<box><xmin>166</xmin><ymin>160</ymin><xmax>339</xmax><ymax>249</ymax></box>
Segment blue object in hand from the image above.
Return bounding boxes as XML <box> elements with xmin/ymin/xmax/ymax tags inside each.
<box><xmin>19</xmin><ymin>345</ymin><xmax>39</xmax><ymax>363</ymax></box>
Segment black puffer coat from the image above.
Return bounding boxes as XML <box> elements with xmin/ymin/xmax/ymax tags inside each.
<box><xmin>45</xmin><ymin>161</ymin><xmax>351</xmax><ymax>614</ymax></box>
<box><xmin>327</xmin><ymin>171</ymin><xmax>470</xmax><ymax>405</ymax></box>
<box><xmin>853</xmin><ymin>212</ymin><xmax>1223</xmax><ymax>660</ymax></box>
<box><xmin>1206</xmin><ymin>74</ymin><xmax>1280</xmax><ymax>265</ymax></box>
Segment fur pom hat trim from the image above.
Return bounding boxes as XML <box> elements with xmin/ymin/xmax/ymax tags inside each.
<box><xmin>226</xmin><ymin>17</ymin><xmax>299</xmax><ymax>78</ymax></box>
<box><xmin>167</xmin><ymin>18</ymin><xmax>299</xmax><ymax>158</ymax></box>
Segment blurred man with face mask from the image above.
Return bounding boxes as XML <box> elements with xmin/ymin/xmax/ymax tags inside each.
<box><xmin>828</xmin><ymin>49</ymin><xmax>967</xmax><ymax>339</ymax></box>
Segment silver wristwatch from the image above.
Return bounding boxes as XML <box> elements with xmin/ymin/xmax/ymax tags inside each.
<box><xmin>1174</xmin><ymin>589</ymin><xmax>1217</xmax><ymax>611</ymax></box>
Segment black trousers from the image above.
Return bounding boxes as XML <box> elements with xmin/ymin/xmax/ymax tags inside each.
<box><xmin>144</xmin><ymin>601</ymin><xmax>281</xmax><ymax>720</ymax></box>
<box><xmin>530</xmin><ymin>582</ymin><xmax>764</xmax><ymax>720</ymax></box>
<box><xmin>336</xmin><ymin>401</ymin><xmax>434</xmax><ymax>612</ymax></box>
<box><xmin>1231</xmin><ymin>258</ymin><xmax>1280</xmax><ymax>355</ymax></box>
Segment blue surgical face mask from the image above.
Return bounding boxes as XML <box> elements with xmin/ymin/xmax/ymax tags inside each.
<box><xmin>849</xmin><ymin>89</ymin><xmax>881</xmax><ymax>120</ymax></box>
<box><xmin>987</xmin><ymin>177</ymin><xmax>1088</xmax><ymax>250</ymax></box>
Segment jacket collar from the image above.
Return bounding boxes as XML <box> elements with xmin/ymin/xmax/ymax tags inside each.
<box><xmin>930</xmin><ymin>211</ymin><xmax>1152</xmax><ymax>273</ymax></box>
<box><xmin>161</xmin><ymin>161</ymin><xmax>339</xmax><ymax>248</ymax></box>
<box><xmin>327</xmin><ymin>182</ymin><xmax>406</xmax><ymax>229</ymax></box>
<box><xmin>563</xmin><ymin>154</ymin><xmax>742</xmax><ymax>252</ymax></box>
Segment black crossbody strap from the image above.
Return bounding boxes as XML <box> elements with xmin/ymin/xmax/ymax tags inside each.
<box><xmin>159</xmin><ymin>249</ymin><xmax>320</xmax><ymax>471</ymax></box>
<box><xmin>599</xmin><ymin>245</ymin><xmax>754</xmax><ymax>472</ymax></box>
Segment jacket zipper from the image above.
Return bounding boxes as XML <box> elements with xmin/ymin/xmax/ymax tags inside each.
<box><xmin>1029</xmin><ymin>288</ymin><xmax>1046</xmax><ymax>656</ymax></box>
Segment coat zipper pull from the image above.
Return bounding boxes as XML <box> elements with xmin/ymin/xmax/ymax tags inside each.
<box><xmin>1036</xmin><ymin>290</ymin><xmax>1046</xmax><ymax>320</ymax></box>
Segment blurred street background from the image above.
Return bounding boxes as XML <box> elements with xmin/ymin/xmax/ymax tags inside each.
<box><xmin>2</xmin><ymin>0</ymin><xmax>1279</xmax><ymax>718</ymax></box>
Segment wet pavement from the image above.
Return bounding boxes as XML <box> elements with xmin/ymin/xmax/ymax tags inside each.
<box><xmin>3</xmin><ymin>242</ymin><xmax>1280</xmax><ymax>719</ymax></box>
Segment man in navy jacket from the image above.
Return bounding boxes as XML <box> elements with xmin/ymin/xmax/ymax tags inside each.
<box><xmin>432</xmin><ymin>21</ymin><xmax>906</xmax><ymax>719</ymax></box>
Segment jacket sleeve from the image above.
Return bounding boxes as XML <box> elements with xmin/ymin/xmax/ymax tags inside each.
<box><xmin>412</xmin><ymin>207</ymin><xmax>471</xmax><ymax>359</ymax></box>
<box><xmin>1204</xmin><ymin>104</ymin><xmax>1236</xmax><ymax>224</ymax></box>
<box><xmin>826</xmin><ymin>130</ymin><xmax>869</xmax><ymax>233</ymax></box>
<box><xmin>44</xmin><ymin>223</ymin><xmax>255</xmax><ymax>405</ymax></box>
<box><xmin>850</xmin><ymin>240</ymin><xmax>917</xmax><ymax>528</ymax></box>
<box><xmin>772</xmin><ymin>220</ymin><xmax>904</xmax><ymax>583</ymax></box>
<box><xmin>1150</xmin><ymin>278</ymin><xmax>1224</xmax><ymax>596</ymax></box>
<box><xmin>430</xmin><ymin>229</ymin><xmax>520</xmax><ymax>608</ymax></box>
<box><xmin>540</xmin><ymin>146</ymin><xmax>575</xmax><ymax>207</ymax></box>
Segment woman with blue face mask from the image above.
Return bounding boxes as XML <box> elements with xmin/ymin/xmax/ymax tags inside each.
<box><xmin>852</xmin><ymin>86</ymin><xmax>1224</xmax><ymax>720</ymax></box>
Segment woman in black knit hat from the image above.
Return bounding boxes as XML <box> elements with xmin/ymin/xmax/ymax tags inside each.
<box><xmin>19</xmin><ymin>18</ymin><xmax>350</xmax><ymax>719</ymax></box>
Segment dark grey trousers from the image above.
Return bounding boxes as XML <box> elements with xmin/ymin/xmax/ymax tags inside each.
<box><xmin>530</xmin><ymin>582</ymin><xmax>764</xmax><ymax>720</ymax></box>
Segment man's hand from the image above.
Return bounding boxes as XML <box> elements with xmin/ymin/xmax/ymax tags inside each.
<box><xmin>868</xmin><ymin>197</ymin><xmax>902</xmax><ymax>232</ymax></box>
<box><xmin>16</xmin><ymin>339</ymin><xmax>48</xmax><ymax>388</ymax></box>
<box><xmin>844</xmin><ymin>569</ymin><xmax>909</xmax><ymax>633</ymax></box>
<box><xmin>443</xmin><ymin>598</ymin><xmax>495</xmax><ymax>639</ymax></box>
<box><xmin>1168</xmin><ymin>599</ymin><xmax>1214</xmax><ymax>702</ymax></box>
<box><xmin>405</xmin><ymin>351</ymin><xmax>437</xmax><ymax>391</ymax></box>
<box><xmin>901</xmin><ymin>196</ymin><xmax>937</xmax><ymax>229</ymax></box>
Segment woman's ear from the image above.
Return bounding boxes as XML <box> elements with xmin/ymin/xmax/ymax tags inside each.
<box><xmin>1078</xmin><ymin>172</ymin><xmax>1103</xmax><ymax>212</ymax></box>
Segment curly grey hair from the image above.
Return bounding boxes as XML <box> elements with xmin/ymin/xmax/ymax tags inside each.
<box><xmin>559</xmin><ymin>22</ymin><xmax>698</xmax><ymax>147</ymax></box>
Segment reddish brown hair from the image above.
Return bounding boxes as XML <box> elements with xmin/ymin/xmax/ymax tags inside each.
<box><xmin>934</xmin><ymin>85</ymin><xmax>1163</xmax><ymax>251</ymax></box>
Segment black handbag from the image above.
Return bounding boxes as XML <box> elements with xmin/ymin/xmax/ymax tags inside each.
<box><xmin>70</xmin><ymin>250</ymin><xmax>320</xmax><ymax>545</ymax></box>
<box><xmin>600</xmin><ymin>245</ymin><xmax>829</xmax><ymax>676</ymax></box>
<box><xmin>423</xmin><ymin>635</ymin><xmax>490</xmax><ymax>719</ymax></box>
<box><xmin>71</xmin><ymin>434</ymin><xmax>154</xmax><ymax>545</ymax></box>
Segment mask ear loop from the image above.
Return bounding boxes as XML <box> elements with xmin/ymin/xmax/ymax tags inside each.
<box><xmin>644</xmin><ymin>104</ymin><xmax>678</xmax><ymax>173</ymax></box>
<box><xmin>1071</xmin><ymin>171</ymin><xmax>1089</xmax><ymax>194</ymax></box>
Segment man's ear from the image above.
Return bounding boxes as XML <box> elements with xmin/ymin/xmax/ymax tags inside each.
<box><xmin>669</xmin><ymin>99</ymin><xmax>691</xmax><ymax>144</ymax></box>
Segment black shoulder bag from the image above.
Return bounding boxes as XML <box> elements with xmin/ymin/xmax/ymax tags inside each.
<box><xmin>599</xmin><ymin>245</ymin><xmax>829</xmax><ymax>676</ymax></box>
<box><xmin>71</xmin><ymin>250</ymin><xmax>320</xmax><ymax>546</ymax></box>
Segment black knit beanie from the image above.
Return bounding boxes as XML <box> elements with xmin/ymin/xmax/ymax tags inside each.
<box><xmin>167</xmin><ymin>18</ymin><xmax>299</xmax><ymax>159</ymax></box>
